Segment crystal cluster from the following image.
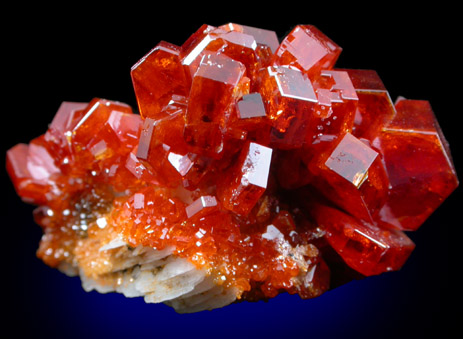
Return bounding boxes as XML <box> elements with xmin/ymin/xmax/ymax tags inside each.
<box><xmin>6</xmin><ymin>23</ymin><xmax>458</xmax><ymax>308</ymax></box>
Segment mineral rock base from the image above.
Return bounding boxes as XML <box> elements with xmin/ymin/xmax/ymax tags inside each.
<box><xmin>6</xmin><ymin>23</ymin><xmax>458</xmax><ymax>312</ymax></box>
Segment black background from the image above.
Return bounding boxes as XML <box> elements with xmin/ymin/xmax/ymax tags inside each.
<box><xmin>3</xmin><ymin>5</ymin><xmax>460</xmax><ymax>338</ymax></box>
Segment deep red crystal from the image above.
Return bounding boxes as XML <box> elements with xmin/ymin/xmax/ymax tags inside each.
<box><xmin>373</xmin><ymin>99</ymin><xmax>459</xmax><ymax>230</ymax></box>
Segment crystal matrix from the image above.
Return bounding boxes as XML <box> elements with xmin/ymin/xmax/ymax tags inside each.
<box><xmin>6</xmin><ymin>23</ymin><xmax>458</xmax><ymax>313</ymax></box>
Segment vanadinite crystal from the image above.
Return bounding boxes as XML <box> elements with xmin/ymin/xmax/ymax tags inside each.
<box><xmin>6</xmin><ymin>23</ymin><xmax>458</xmax><ymax>312</ymax></box>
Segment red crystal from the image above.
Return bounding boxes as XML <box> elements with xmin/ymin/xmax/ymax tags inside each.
<box><xmin>131</xmin><ymin>41</ymin><xmax>188</xmax><ymax>119</ymax></box>
<box><xmin>373</xmin><ymin>99</ymin><xmax>459</xmax><ymax>230</ymax></box>
<box><xmin>310</xmin><ymin>203</ymin><xmax>415</xmax><ymax>277</ymax></box>
<box><xmin>259</xmin><ymin>65</ymin><xmax>317</xmax><ymax>148</ymax></box>
<box><xmin>186</xmin><ymin>195</ymin><xmax>218</xmax><ymax>219</ymax></box>
<box><xmin>236</xmin><ymin>93</ymin><xmax>267</xmax><ymax>119</ymax></box>
<box><xmin>341</xmin><ymin>68</ymin><xmax>397</xmax><ymax>140</ymax></box>
<box><xmin>184</xmin><ymin>52</ymin><xmax>246</xmax><ymax>156</ymax></box>
<box><xmin>218</xmin><ymin>141</ymin><xmax>273</xmax><ymax>216</ymax></box>
<box><xmin>220</xmin><ymin>23</ymin><xmax>279</xmax><ymax>54</ymax></box>
<box><xmin>6</xmin><ymin>23</ymin><xmax>458</xmax><ymax>309</ymax></box>
<box><xmin>308</xmin><ymin>69</ymin><xmax>358</xmax><ymax>146</ymax></box>
<box><xmin>312</xmin><ymin>132</ymin><xmax>389</xmax><ymax>222</ymax></box>
<box><xmin>274</xmin><ymin>25</ymin><xmax>342</xmax><ymax>79</ymax></box>
<box><xmin>7</xmin><ymin>143</ymin><xmax>51</xmax><ymax>205</ymax></box>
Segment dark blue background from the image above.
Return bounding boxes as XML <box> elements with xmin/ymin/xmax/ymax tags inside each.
<box><xmin>5</xmin><ymin>6</ymin><xmax>458</xmax><ymax>339</ymax></box>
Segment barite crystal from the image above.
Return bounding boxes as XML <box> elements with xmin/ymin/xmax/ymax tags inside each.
<box><xmin>6</xmin><ymin>23</ymin><xmax>458</xmax><ymax>313</ymax></box>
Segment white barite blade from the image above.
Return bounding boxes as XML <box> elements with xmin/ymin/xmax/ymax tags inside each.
<box><xmin>144</xmin><ymin>269</ymin><xmax>206</xmax><ymax>303</ymax></box>
<box><xmin>80</xmin><ymin>271</ymin><xmax>115</xmax><ymax>294</ymax></box>
<box><xmin>154</xmin><ymin>257</ymin><xmax>196</xmax><ymax>281</ymax></box>
<box><xmin>115</xmin><ymin>266</ymin><xmax>144</xmax><ymax>298</ymax></box>
<box><xmin>166</xmin><ymin>284</ymin><xmax>223</xmax><ymax>311</ymax></box>
<box><xmin>99</xmin><ymin>236</ymin><xmax>126</xmax><ymax>252</ymax></box>
<box><xmin>139</xmin><ymin>246</ymin><xmax>175</xmax><ymax>264</ymax></box>
<box><xmin>75</xmin><ymin>236</ymin><xmax>238</xmax><ymax>312</ymax></box>
<box><xmin>172</xmin><ymin>286</ymin><xmax>239</xmax><ymax>314</ymax></box>
<box><xmin>175</xmin><ymin>276</ymin><xmax>217</xmax><ymax>299</ymax></box>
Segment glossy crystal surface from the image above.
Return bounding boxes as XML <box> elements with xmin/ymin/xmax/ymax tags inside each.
<box><xmin>6</xmin><ymin>23</ymin><xmax>458</xmax><ymax>307</ymax></box>
<box><xmin>373</xmin><ymin>99</ymin><xmax>459</xmax><ymax>230</ymax></box>
<box><xmin>274</xmin><ymin>25</ymin><xmax>342</xmax><ymax>79</ymax></box>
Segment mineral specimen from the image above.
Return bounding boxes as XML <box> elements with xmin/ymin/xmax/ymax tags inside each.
<box><xmin>6</xmin><ymin>23</ymin><xmax>458</xmax><ymax>313</ymax></box>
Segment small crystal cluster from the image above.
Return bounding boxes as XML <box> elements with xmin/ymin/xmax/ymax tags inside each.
<box><xmin>6</xmin><ymin>23</ymin><xmax>458</xmax><ymax>304</ymax></box>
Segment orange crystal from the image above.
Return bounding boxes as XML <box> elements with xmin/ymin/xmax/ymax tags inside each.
<box><xmin>6</xmin><ymin>23</ymin><xmax>458</xmax><ymax>307</ymax></box>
